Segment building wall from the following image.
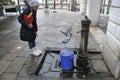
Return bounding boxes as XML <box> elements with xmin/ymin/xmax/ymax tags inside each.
<box><xmin>102</xmin><ymin>0</ymin><xmax>120</xmax><ymax>79</ymax></box>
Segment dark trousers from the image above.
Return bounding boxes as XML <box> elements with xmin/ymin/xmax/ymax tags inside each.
<box><xmin>28</xmin><ymin>40</ymin><xmax>36</xmax><ymax>49</ymax></box>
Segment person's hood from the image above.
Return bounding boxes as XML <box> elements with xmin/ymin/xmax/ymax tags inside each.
<box><xmin>23</xmin><ymin>5</ymin><xmax>31</xmax><ymax>14</ymax></box>
<box><xmin>29</xmin><ymin>0</ymin><xmax>40</xmax><ymax>7</ymax></box>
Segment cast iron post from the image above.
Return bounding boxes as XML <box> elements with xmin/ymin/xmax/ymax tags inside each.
<box><xmin>17</xmin><ymin>0</ymin><xmax>21</xmax><ymax>14</ymax></box>
<box><xmin>45</xmin><ymin>0</ymin><xmax>48</xmax><ymax>8</ymax></box>
<box><xmin>76</xmin><ymin>16</ymin><xmax>91</xmax><ymax>74</ymax></box>
<box><xmin>54</xmin><ymin>0</ymin><xmax>56</xmax><ymax>10</ymax></box>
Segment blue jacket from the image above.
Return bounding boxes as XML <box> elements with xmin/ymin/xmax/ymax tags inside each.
<box><xmin>18</xmin><ymin>5</ymin><xmax>38</xmax><ymax>41</ymax></box>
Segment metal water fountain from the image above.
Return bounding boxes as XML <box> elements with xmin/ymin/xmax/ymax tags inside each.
<box><xmin>76</xmin><ymin>16</ymin><xmax>91</xmax><ymax>74</ymax></box>
<box><xmin>29</xmin><ymin>16</ymin><xmax>91</xmax><ymax>79</ymax></box>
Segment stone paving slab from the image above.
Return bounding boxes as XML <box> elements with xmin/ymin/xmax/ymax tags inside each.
<box><xmin>16</xmin><ymin>76</ymin><xmax>60</xmax><ymax>80</ymax></box>
<box><xmin>88</xmin><ymin>54</ymin><xmax>103</xmax><ymax>60</ymax></box>
<box><xmin>0</xmin><ymin>60</ymin><xmax>11</xmax><ymax>75</ymax></box>
<box><xmin>5</xmin><ymin>57</ymin><xmax>26</xmax><ymax>73</ymax></box>
<box><xmin>0</xmin><ymin>42</ymin><xmax>16</xmax><ymax>47</ymax></box>
<box><xmin>87</xmin><ymin>72</ymin><xmax>115</xmax><ymax>80</ymax></box>
<box><xmin>0</xmin><ymin>28</ymin><xmax>17</xmax><ymax>35</ymax></box>
<box><xmin>5</xmin><ymin>34</ymin><xmax>20</xmax><ymax>40</ymax></box>
<box><xmin>88</xmin><ymin>33</ymin><xmax>101</xmax><ymax>53</ymax></box>
<box><xmin>40</xmin><ymin>71</ymin><xmax>60</xmax><ymax>78</ymax></box>
<box><xmin>19</xmin><ymin>65</ymin><xmax>30</xmax><ymax>77</ymax></box>
<box><xmin>60</xmin><ymin>78</ymin><xmax>78</xmax><ymax>80</ymax></box>
<box><xmin>0</xmin><ymin>30</ymin><xmax>13</xmax><ymax>35</ymax></box>
<box><xmin>0</xmin><ymin>35</ymin><xmax>7</xmax><ymax>42</ymax></box>
<box><xmin>92</xmin><ymin>59</ymin><xmax>109</xmax><ymax>72</ymax></box>
<box><xmin>24</xmin><ymin>56</ymin><xmax>32</xmax><ymax>65</ymax></box>
<box><xmin>9</xmin><ymin>45</ymin><xmax>26</xmax><ymax>54</ymax></box>
<box><xmin>0</xmin><ymin>73</ymin><xmax>17</xmax><ymax>80</ymax></box>
<box><xmin>0</xmin><ymin>40</ymin><xmax>25</xmax><ymax>47</ymax></box>
<box><xmin>1</xmin><ymin>53</ymin><xmax>17</xmax><ymax>61</ymax></box>
<box><xmin>16</xmin><ymin>76</ymin><xmax>28</xmax><ymax>80</ymax></box>
<box><xmin>22</xmin><ymin>46</ymin><xmax>30</xmax><ymax>52</ymax></box>
<box><xmin>17</xmin><ymin>51</ymin><xmax>30</xmax><ymax>58</ymax></box>
<box><xmin>0</xmin><ymin>46</ymin><xmax>12</xmax><ymax>57</ymax></box>
<box><xmin>39</xmin><ymin>63</ymin><xmax>52</xmax><ymax>76</ymax></box>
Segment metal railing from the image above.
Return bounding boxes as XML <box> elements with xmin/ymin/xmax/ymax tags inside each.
<box><xmin>39</xmin><ymin>3</ymin><xmax>70</xmax><ymax>10</ymax></box>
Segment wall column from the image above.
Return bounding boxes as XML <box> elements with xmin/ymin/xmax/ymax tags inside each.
<box><xmin>80</xmin><ymin>0</ymin><xmax>87</xmax><ymax>15</ymax></box>
<box><xmin>86</xmin><ymin>0</ymin><xmax>101</xmax><ymax>26</ymax></box>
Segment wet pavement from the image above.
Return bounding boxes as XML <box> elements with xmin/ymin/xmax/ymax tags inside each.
<box><xmin>0</xmin><ymin>9</ymin><xmax>116</xmax><ymax>80</ymax></box>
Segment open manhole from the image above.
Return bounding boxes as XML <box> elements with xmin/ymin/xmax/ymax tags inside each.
<box><xmin>30</xmin><ymin>47</ymin><xmax>115</xmax><ymax>79</ymax></box>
